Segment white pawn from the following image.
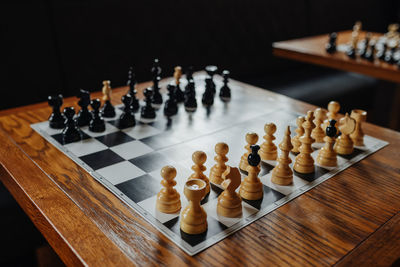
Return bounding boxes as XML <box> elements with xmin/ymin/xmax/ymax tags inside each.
<box><xmin>259</xmin><ymin>123</ymin><xmax>277</xmax><ymax>161</ymax></box>
<box><xmin>209</xmin><ymin>143</ymin><xmax>229</xmax><ymax>185</ymax></box>
<box><xmin>292</xmin><ymin>116</ymin><xmax>305</xmax><ymax>153</ymax></box>
<box><xmin>156</xmin><ymin>166</ymin><xmax>181</xmax><ymax>213</ymax></box>
<box><xmin>311</xmin><ymin>108</ymin><xmax>326</xmax><ymax>143</ymax></box>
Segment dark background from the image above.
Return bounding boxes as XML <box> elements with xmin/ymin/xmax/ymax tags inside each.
<box><xmin>1</xmin><ymin>1</ymin><xmax>400</xmax><ymax>266</ymax></box>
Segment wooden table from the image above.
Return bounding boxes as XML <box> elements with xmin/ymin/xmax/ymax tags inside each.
<box><xmin>1</xmin><ymin>78</ymin><xmax>400</xmax><ymax>266</ymax></box>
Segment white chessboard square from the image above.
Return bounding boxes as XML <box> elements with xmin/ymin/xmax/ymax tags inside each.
<box><xmin>359</xmin><ymin>135</ymin><xmax>380</xmax><ymax>150</ymax></box>
<box><xmin>261</xmin><ymin>172</ymin><xmax>309</xmax><ymax>196</ymax></box>
<box><xmin>110</xmin><ymin>140</ymin><xmax>154</xmax><ymax>160</ymax></box>
<box><xmin>138</xmin><ymin>195</ymin><xmax>187</xmax><ymax>224</ymax></box>
<box><xmin>35</xmin><ymin>121</ymin><xmax>63</xmax><ymax>136</ymax></box>
<box><xmin>81</xmin><ymin>123</ymin><xmax>119</xmax><ymax>138</ymax></box>
<box><xmin>122</xmin><ymin>124</ymin><xmax>162</xmax><ymax>140</ymax></box>
<box><xmin>203</xmin><ymin>198</ymin><xmax>259</xmax><ymax>228</ymax></box>
<box><xmin>96</xmin><ymin>161</ymin><xmax>146</xmax><ymax>185</ymax></box>
<box><xmin>64</xmin><ymin>138</ymin><xmax>108</xmax><ymax>157</ymax></box>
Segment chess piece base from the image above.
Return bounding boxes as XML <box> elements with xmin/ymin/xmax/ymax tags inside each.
<box><xmin>239</xmin><ymin>180</ymin><xmax>263</xmax><ymax>200</ymax></box>
<box><xmin>180</xmin><ymin>206</ymin><xmax>207</xmax><ymax>235</ymax></box>
<box><xmin>217</xmin><ymin>192</ymin><xmax>242</xmax><ymax>218</ymax></box>
<box><xmin>156</xmin><ymin>190</ymin><xmax>181</xmax><ymax>214</ymax></box>
<box><xmin>293</xmin><ymin>154</ymin><xmax>315</xmax><ymax>174</ymax></box>
<box><xmin>271</xmin><ymin>169</ymin><xmax>293</xmax><ymax>186</ymax></box>
<box><xmin>334</xmin><ymin>138</ymin><xmax>354</xmax><ymax>155</ymax></box>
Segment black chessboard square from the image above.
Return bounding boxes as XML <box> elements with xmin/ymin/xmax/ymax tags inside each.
<box><xmin>129</xmin><ymin>152</ymin><xmax>175</xmax><ymax>173</ymax></box>
<box><xmin>293</xmin><ymin>166</ymin><xmax>329</xmax><ymax>182</ymax></box>
<box><xmin>260</xmin><ymin>161</ymin><xmax>275</xmax><ymax>176</ymax></box>
<box><xmin>163</xmin><ymin>215</ymin><xmax>228</xmax><ymax>247</ymax></box>
<box><xmin>80</xmin><ymin>149</ymin><xmax>125</xmax><ymax>170</ymax></box>
<box><xmin>51</xmin><ymin>131</ymin><xmax>91</xmax><ymax>145</ymax></box>
<box><xmin>338</xmin><ymin>148</ymin><xmax>364</xmax><ymax>160</ymax></box>
<box><xmin>95</xmin><ymin>131</ymin><xmax>134</xmax><ymax>147</ymax></box>
<box><xmin>242</xmin><ymin>185</ymin><xmax>285</xmax><ymax>210</ymax></box>
<box><xmin>116</xmin><ymin>174</ymin><xmax>161</xmax><ymax>203</ymax></box>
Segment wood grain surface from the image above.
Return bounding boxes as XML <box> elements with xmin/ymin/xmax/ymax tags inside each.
<box><xmin>0</xmin><ymin>78</ymin><xmax>400</xmax><ymax>266</ymax></box>
<box><xmin>273</xmin><ymin>31</ymin><xmax>400</xmax><ymax>84</ymax></box>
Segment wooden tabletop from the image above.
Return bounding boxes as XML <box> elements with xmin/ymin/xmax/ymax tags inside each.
<box><xmin>273</xmin><ymin>30</ymin><xmax>400</xmax><ymax>84</ymax></box>
<box><xmin>1</xmin><ymin>78</ymin><xmax>400</xmax><ymax>266</ymax></box>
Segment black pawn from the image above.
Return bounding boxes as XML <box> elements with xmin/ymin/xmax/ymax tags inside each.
<box><xmin>365</xmin><ymin>42</ymin><xmax>376</xmax><ymax>62</ymax></box>
<box><xmin>325</xmin><ymin>32</ymin><xmax>337</xmax><ymax>54</ymax></box>
<box><xmin>127</xmin><ymin>67</ymin><xmax>139</xmax><ymax>113</ymax></box>
<box><xmin>326</xmin><ymin>120</ymin><xmax>337</xmax><ymax>138</ymax></box>
<box><xmin>119</xmin><ymin>94</ymin><xmax>136</xmax><ymax>128</ymax></box>
<box><xmin>205</xmin><ymin>65</ymin><xmax>218</xmax><ymax>95</ymax></box>
<box><xmin>89</xmin><ymin>99</ymin><xmax>106</xmax><ymax>132</ymax></box>
<box><xmin>141</xmin><ymin>88</ymin><xmax>157</xmax><ymax>121</ymax></box>
<box><xmin>219</xmin><ymin>70</ymin><xmax>231</xmax><ymax>102</ymax></box>
<box><xmin>377</xmin><ymin>43</ymin><xmax>387</xmax><ymax>60</ymax></box>
<box><xmin>248</xmin><ymin>145</ymin><xmax>261</xmax><ymax>167</ymax></box>
<box><xmin>152</xmin><ymin>76</ymin><xmax>163</xmax><ymax>107</ymax></box>
<box><xmin>202</xmin><ymin>78</ymin><xmax>214</xmax><ymax>106</ymax></box>
<box><xmin>164</xmin><ymin>84</ymin><xmax>178</xmax><ymax>117</ymax></box>
<box><xmin>62</xmin><ymin>107</ymin><xmax>81</xmax><ymax>144</ymax></box>
<box><xmin>346</xmin><ymin>45</ymin><xmax>356</xmax><ymax>59</ymax></box>
<box><xmin>384</xmin><ymin>47</ymin><xmax>397</xmax><ymax>64</ymax></box>
<box><xmin>76</xmin><ymin>89</ymin><xmax>91</xmax><ymax>127</ymax></box>
<box><xmin>184</xmin><ymin>79</ymin><xmax>197</xmax><ymax>112</ymax></box>
<box><xmin>186</xmin><ymin>66</ymin><xmax>194</xmax><ymax>82</ymax></box>
<box><xmin>48</xmin><ymin>94</ymin><xmax>66</xmax><ymax>129</ymax></box>
<box><xmin>175</xmin><ymin>82</ymin><xmax>185</xmax><ymax>103</ymax></box>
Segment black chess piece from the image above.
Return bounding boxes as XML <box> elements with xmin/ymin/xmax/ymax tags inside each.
<box><xmin>365</xmin><ymin>42</ymin><xmax>376</xmax><ymax>62</ymax></box>
<box><xmin>101</xmin><ymin>100</ymin><xmax>116</xmax><ymax>118</ymax></box>
<box><xmin>205</xmin><ymin>65</ymin><xmax>218</xmax><ymax>95</ymax></box>
<box><xmin>119</xmin><ymin>94</ymin><xmax>136</xmax><ymax>128</ymax></box>
<box><xmin>325</xmin><ymin>32</ymin><xmax>337</xmax><ymax>54</ymax></box>
<box><xmin>219</xmin><ymin>70</ymin><xmax>231</xmax><ymax>102</ymax></box>
<box><xmin>360</xmin><ymin>34</ymin><xmax>371</xmax><ymax>58</ymax></box>
<box><xmin>152</xmin><ymin>76</ymin><xmax>163</xmax><ymax>107</ymax></box>
<box><xmin>202</xmin><ymin>78</ymin><xmax>215</xmax><ymax>107</ymax></box>
<box><xmin>62</xmin><ymin>107</ymin><xmax>81</xmax><ymax>144</ymax></box>
<box><xmin>186</xmin><ymin>66</ymin><xmax>194</xmax><ymax>82</ymax></box>
<box><xmin>326</xmin><ymin>120</ymin><xmax>337</xmax><ymax>137</ymax></box>
<box><xmin>377</xmin><ymin>43</ymin><xmax>387</xmax><ymax>60</ymax></box>
<box><xmin>248</xmin><ymin>145</ymin><xmax>261</xmax><ymax>167</ymax></box>
<box><xmin>48</xmin><ymin>94</ymin><xmax>66</xmax><ymax>129</ymax></box>
<box><xmin>76</xmin><ymin>89</ymin><xmax>91</xmax><ymax>127</ymax></box>
<box><xmin>346</xmin><ymin>45</ymin><xmax>356</xmax><ymax>59</ymax></box>
<box><xmin>151</xmin><ymin>58</ymin><xmax>162</xmax><ymax>77</ymax></box>
<box><xmin>141</xmin><ymin>87</ymin><xmax>157</xmax><ymax>122</ymax></box>
<box><xmin>127</xmin><ymin>66</ymin><xmax>139</xmax><ymax>113</ymax></box>
<box><xmin>384</xmin><ymin>47</ymin><xmax>397</xmax><ymax>64</ymax></box>
<box><xmin>89</xmin><ymin>99</ymin><xmax>106</xmax><ymax>132</ymax></box>
<box><xmin>164</xmin><ymin>84</ymin><xmax>178</xmax><ymax>117</ymax></box>
<box><xmin>184</xmin><ymin>79</ymin><xmax>197</xmax><ymax>112</ymax></box>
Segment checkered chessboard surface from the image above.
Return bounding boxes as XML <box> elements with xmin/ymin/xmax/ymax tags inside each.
<box><xmin>31</xmin><ymin>75</ymin><xmax>388</xmax><ymax>255</ymax></box>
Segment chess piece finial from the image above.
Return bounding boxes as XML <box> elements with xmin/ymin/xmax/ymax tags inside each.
<box><xmin>317</xmin><ymin>120</ymin><xmax>338</xmax><ymax>167</ymax></box>
<box><xmin>239</xmin><ymin>132</ymin><xmax>259</xmax><ymax>172</ymax></box>
<box><xmin>180</xmin><ymin>179</ymin><xmax>207</xmax><ymax>235</ymax></box>
<box><xmin>48</xmin><ymin>94</ymin><xmax>66</xmax><ymax>129</ymax></box>
<box><xmin>293</xmin><ymin>111</ymin><xmax>316</xmax><ymax>174</ymax></box>
<box><xmin>209</xmin><ymin>143</ymin><xmax>229</xmax><ymax>185</ymax></box>
<box><xmin>311</xmin><ymin>108</ymin><xmax>327</xmax><ymax>143</ymax></box>
<box><xmin>334</xmin><ymin>113</ymin><xmax>356</xmax><ymax>155</ymax></box>
<box><xmin>217</xmin><ymin>166</ymin><xmax>242</xmax><ymax>218</ymax></box>
<box><xmin>62</xmin><ymin>107</ymin><xmax>81</xmax><ymax>144</ymax></box>
<box><xmin>156</xmin><ymin>166</ymin><xmax>181</xmax><ymax>214</ymax></box>
<box><xmin>271</xmin><ymin>126</ymin><xmax>294</xmax><ymax>185</ymax></box>
<box><xmin>239</xmin><ymin>145</ymin><xmax>263</xmax><ymax>200</ymax></box>
<box><xmin>350</xmin><ymin>109</ymin><xmax>367</xmax><ymax>146</ymax></box>
<box><xmin>292</xmin><ymin>116</ymin><xmax>305</xmax><ymax>153</ymax></box>
<box><xmin>259</xmin><ymin>123</ymin><xmax>277</xmax><ymax>161</ymax></box>
<box><xmin>189</xmin><ymin>151</ymin><xmax>210</xmax><ymax>196</ymax></box>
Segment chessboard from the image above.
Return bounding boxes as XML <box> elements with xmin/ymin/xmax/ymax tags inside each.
<box><xmin>31</xmin><ymin>74</ymin><xmax>388</xmax><ymax>256</ymax></box>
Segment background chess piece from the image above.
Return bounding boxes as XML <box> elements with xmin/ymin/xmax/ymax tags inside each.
<box><xmin>325</xmin><ymin>32</ymin><xmax>337</xmax><ymax>53</ymax></box>
<box><xmin>259</xmin><ymin>123</ymin><xmax>278</xmax><ymax>161</ymax></box>
<box><xmin>119</xmin><ymin>94</ymin><xmax>136</xmax><ymax>128</ymax></box>
<box><xmin>89</xmin><ymin>99</ymin><xmax>105</xmax><ymax>132</ymax></box>
<box><xmin>350</xmin><ymin>109</ymin><xmax>367</xmax><ymax>146</ymax></box>
<box><xmin>209</xmin><ymin>143</ymin><xmax>229</xmax><ymax>185</ymax></box>
<box><xmin>239</xmin><ymin>133</ymin><xmax>259</xmax><ymax>172</ymax></box>
<box><xmin>174</xmin><ymin>66</ymin><xmax>184</xmax><ymax>103</ymax></box>
<box><xmin>334</xmin><ymin>113</ymin><xmax>356</xmax><ymax>155</ymax></box>
<box><xmin>100</xmin><ymin>80</ymin><xmax>116</xmax><ymax>118</ymax></box>
<box><xmin>180</xmin><ymin>179</ymin><xmax>207</xmax><ymax>235</ymax></box>
<box><xmin>311</xmin><ymin>108</ymin><xmax>326</xmax><ymax>143</ymax></box>
<box><xmin>239</xmin><ymin>145</ymin><xmax>263</xmax><ymax>200</ymax></box>
<box><xmin>156</xmin><ymin>166</ymin><xmax>181</xmax><ymax>214</ymax></box>
<box><xmin>271</xmin><ymin>126</ymin><xmax>293</xmax><ymax>186</ymax></box>
<box><xmin>293</xmin><ymin>111</ymin><xmax>316</xmax><ymax>174</ymax></box>
<box><xmin>126</xmin><ymin>67</ymin><xmax>139</xmax><ymax>113</ymax></box>
<box><xmin>323</xmin><ymin>101</ymin><xmax>340</xmax><ymax>130</ymax></box>
<box><xmin>164</xmin><ymin>84</ymin><xmax>178</xmax><ymax>117</ymax></box>
<box><xmin>184</xmin><ymin>79</ymin><xmax>197</xmax><ymax>112</ymax></box>
<box><xmin>151</xmin><ymin>59</ymin><xmax>163</xmax><ymax>108</ymax></box>
<box><xmin>62</xmin><ymin>107</ymin><xmax>81</xmax><ymax>144</ymax></box>
<box><xmin>217</xmin><ymin>166</ymin><xmax>242</xmax><ymax>218</ymax></box>
<box><xmin>76</xmin><ymin>89</ymin><xmax>91</xmax><ymax>127</ymax></box>
<box><xmin>317</xmin><ymin>120</ymin><xmax>338</xmax><ymax>167</ymax></box>
<box><xmin>189</xmin><ymin>151</ymin><xmax>210</xmax><ymax>196</ymax></box>
<box><xmin>219</xmin><ymin>70</ymin><xmax>231</xmax><ymax>102</ymax></box>
<box><xmin>48</xmin><ymin>94</ymin><xmax>65</xmax><ymax>129</ymax></box>
<box><xmin>140</xmin><ymin>88</ymin><xmax>156</xmax><ymax>122</ymax></box>
<box><xmin>292</xmin><ymin>116</ymin><xmax>305</xmax><ymax>154</ymax></box>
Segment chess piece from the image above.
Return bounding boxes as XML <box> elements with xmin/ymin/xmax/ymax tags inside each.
<box><xmin>377</xmin><ymin>42</ymin><xmax>387</xmax><ymax>61</ymax></box>
<box><xmin>334</xmin><ymin>113</ymin><xmax>356</xmax><ymax>155</ymax></box>
<box><xmin>385</xmin><ymin>46</ymin><xmax>397</xmax><ymax>64</ymax></box>
<box><xmin>205</xmin><ymin>65</ymin><xmax>218</xmax><ymax>95</ymax></box>
<box><xmin>151</xmin><ymin>59</ymin><xmax>163</xmax><ymax>107</ymax></box>
<box><xmin>184</xmin><ymin>79</ymin><xmax>197</xmax><ymax>112</ymax></box>
<box><xmin>360</xmin><ymin>32</ymin><xmax>371</xmax><ymax>58</ymax></box>
<box><xmin>347</xmin><ymin>28</ymin><xmax>359</xmax><ymax>59</ymax></box>
<box><xmin>325</xmin><ymin>32</ymin><xmax>337</xmax><ymax>54</ymax></box>
<box><xmin>350</xmin><ymin>109</ymin><xmax>367</xmax><ymax>146</ymax></box>
<box><xmin>311</xmin><ymin>108</ymin><xmax>326</xmax><ymax>143</ymax></box>
<box><xmin>140</xmin><ymin>88</ymin><xmax>156</xmax><ymax>123</ymax></box>
<box><xmin>62</xmin><ymin>107</ymin><xmax>81</xmax><ymax>144</ymax></box>
<box><xmin>174</xmin><ymin>66</ymin><xmax>184</xmax><ymax>103</ymax></box>
<box><xmin>292</xmin><ymin>116</ymin><xmax>305</xmax><ymax>153</ymax></box>
<box><xmin>186</xmin><ymin>66</ymin><xmax>194</xmax><ymax>82</ymax></box>
<box><xmin>156</xmin><ymin>166</ymin><xmax>181</xmax><ymax>214</ymax></box>
<box><xmin>239</xmin><ymin>133</ymin><xmax>259</xmax><ymax>172</ymax></box>
<box><xmin>202</xmin><ymin>78</ymin><xmax>215</xmax><ymax>106</ymax></box>
<box><xmin>239</xmin><ymin>145</ymin><xmax>263</xmax><ymax>200</ymax></box>
<box><xmin>293</xmin><ymin>111</ymin><xmax>316</xmax><ymax>174</ymax></box>
<box><xmin>365</xmin><ymin>39</ymin><xmax>376</xmax><ymax>62</ymax></box>
<box><xmin>48</xmin><ymin>94</ymin><xmax>65</xmax><ymax>129</ymax></box>
<box><xmin>189</xmin><ymin>151</ymin><xmax>210</xmax><ymax>196</ymax></box>
<box><xmin>180</xmin><ymin>179</ymin><xmax>207</xmax><ymax>235</ymax></box>
<box><xmin>76</xmin><ymin>89</ymin><xmax>91</xmax><ymax>127</ymax></box>
<box><xmin>271</xmin><ymin>126</ymin><xmax>293</xmax><ymax>186</ymax></box>
<box><xmin>219</xmin><ymin>70</ymin><xmax>231</xmax><ymax>102</ymax></box>
<box><xmin>259</xmin><ymin>123</ymin><xmax>278</xmax><ymax>161</ymax></box>
<box><xmin>323</xmin><ymin>101</ymin><xmax>340</xmax><ymax>130</ymax></box>
<box><xmin>100</xmin><ymin>80</ymin><xmax>116</xmax><ymax>118</ymax></box>
<box><xmin>209</xmin><ymin>142</ymin><xmax>229</xmax><ymax>185</ymax></box>
<box><xmin>89</xmin><ymin>99</ymin><xmax>106</xmax><ymax>132</ymax></box>
<box><xmin>317</xmin><ymin>120</ymin><xmax>338</xmax><ymax>167</ymax></box>
<box><xmin>127</xmin><ymin>67</ymin><xmax>139</xmax><ymax>113</ymax></box>
<box><xmin>217</xmin><ymin>166</ymin><xmax>242</xmax><ymax>218</ymax></box>
<box><xmin>164</xmin><ymin>84</ymin><xmax>178</xmax><ymax>117</ymax></box>
<box><xmin>119</xmin><ymin>94</ymin><xmax>136</xmax><ymax>128</ymax></box>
